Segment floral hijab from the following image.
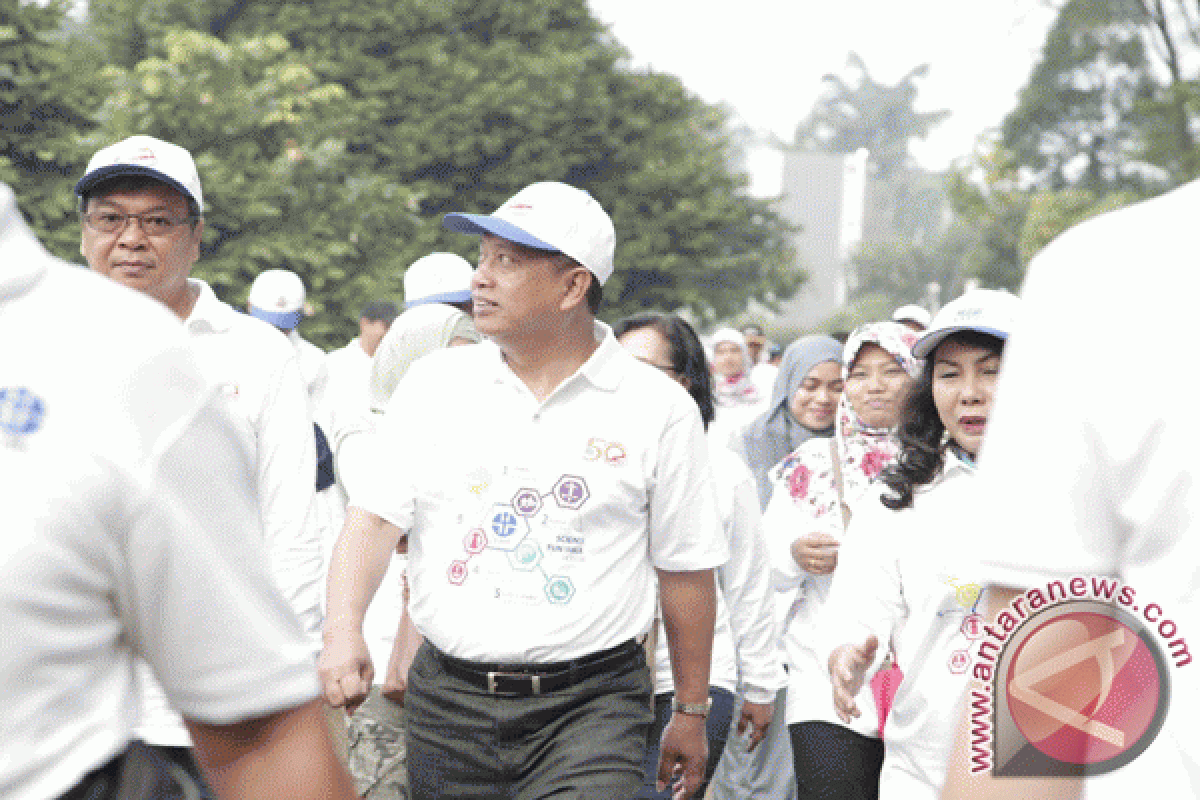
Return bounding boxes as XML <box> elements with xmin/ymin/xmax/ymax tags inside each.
<box><xmin>710</xmin><ymin>327</ymin><xmax>761</xmax><ymax>407</ymax></box>
<box><xmin>771</xmin><ymin>321</ymin><xmax>921</xmax><ymax>521</ymax></box>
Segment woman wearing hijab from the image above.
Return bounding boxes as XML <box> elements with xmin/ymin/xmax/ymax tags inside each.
<box><xmin>820</xmin><ymin>290</ymin><xmax>1020</xmax><ymax>799</ymax></box>
<box><xmin>339</xmin><ymin>302</ymin><xmax>480</xmax><ymax>800</ymax></box>
<box><xmin>739</xmin><ymin>335</ymin><xmax>845</xmax><ymax>508</ymax></box>
<box><xmin>762</xmin><ymin>322</ymin><xmax>921</xmax><ymax>800</ymax></box>
<box><xmin>710</xmin><ymin>327</ymin><xmax>762</xmax><ymax>409</ymax></box>
<box><xmin>710</xmin><ymin>333</ymin><xmax>845</xmax><ymax>800</ymax></box>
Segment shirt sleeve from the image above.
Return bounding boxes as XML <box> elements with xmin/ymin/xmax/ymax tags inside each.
<box><xmin>715</xmin><ymin>454</ymin><xmax>787</xmax><ymax>700</ymax></box>
<box><xmin>647</xmin><ymin>404</ymin><xmax>729</xmax><ymax>570</ymax></box>
<box><xmin>255</xmin><ymin>350</ymin><xmax>325</xmax><ymax>642</ymax></box>
<box><xmin>118</xmin><ymin>392</ymin><xmax>319</xmax><ymax>723</ymax></box>
<box><xmin>346</xmin><ymin>361</ymin><xmax>421</xmax><ymax>532</ymax></box>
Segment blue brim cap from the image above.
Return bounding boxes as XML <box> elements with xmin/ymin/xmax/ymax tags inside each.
<box><xmin>405</xmin><ymin>289</ymin><xmax>473</xmax><ymax>309</ymax></box>
<box><xmin>442</xmin><ymin>212</ymin><xmax>560</xmax><ymax>253</ymax></box>
<box><xmin>74</xmin><ymin>164</ymin><xmax>198</xmax><ymax>209</ymax></box>
<box><xmin>248</xmin><ymin>306</ymin><xmax>303</xmax><ymax>330</ymax></box>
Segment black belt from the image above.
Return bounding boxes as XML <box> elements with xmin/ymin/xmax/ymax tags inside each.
<box><xmin>433</xmin><ymin>639</ymin><xmax>642</xmax><ymax>696</ymax></box>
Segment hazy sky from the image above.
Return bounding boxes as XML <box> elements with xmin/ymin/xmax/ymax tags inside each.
<box><xmin>587</xmin><ymin>0</ymin><xmax>1058</xmax><ymax>192</ymax></box>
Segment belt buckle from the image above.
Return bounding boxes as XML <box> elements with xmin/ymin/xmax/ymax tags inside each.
<box><xmin>487</xmin><ymin>671</ymin><xmax>541</xmax><ymax>695</ymax></box>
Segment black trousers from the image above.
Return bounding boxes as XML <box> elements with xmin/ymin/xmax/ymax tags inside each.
<box><xmin>790</xmin><ymin>720</ymin><xmax>884</xmax><ymax>800</ymax></box>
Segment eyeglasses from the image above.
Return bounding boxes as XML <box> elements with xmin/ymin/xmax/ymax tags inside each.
<box><xmin>81</xmin><ymin>210</ymin><xmax>198</xmax><ymax>236</ymax></box>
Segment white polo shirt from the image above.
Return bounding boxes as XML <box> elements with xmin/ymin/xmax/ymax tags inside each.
<box><xmin>137</xmin><ymin>279</ymin><xmax>325</xmax><ymax>746</ymax></box>
<box><xmin>354</xmin><ymin>322</ymin><xmax>729</xmax><ymax>663</ymax></box>
<box><xmin>287</xmin><ymin>328</ymin><xmax>329</xmax><ymax>413</ymax></box>
<box><xmin>818</xmin><ymin>454</ymin><xmax>980</xmax><ymax>798</ymax></box>
<box><xmin>968</xmin><ymin>182</ymin><xmax>1199</xmax><ymax>797</ymax></box>
<box><xmin>0</xmin><ymin>207</ymin><xmax>318</xmax><ymax>800</ymax></box>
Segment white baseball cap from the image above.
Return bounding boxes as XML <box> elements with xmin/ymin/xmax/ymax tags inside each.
<box><xmin>75</xmin><ymin>135</ymin><xmax>204</xmax><ymax>211</ymax></box>
<box><xmin>913</xmin><ymin>289</ymin><xmax>1021</xmax><ymax>359</ymax></box>
<box><xmin>403</xmin><ymin>252</ymin><xmax>474</xmax><ymax>308</ymax></box>
<box><xmin>247</xmin><ymin>269</ymin><xmax>306</xmax><ymax>330</ymax></box>
<box><xmin>892</xmin><ymin>303</ymin><xmax>931</xmax><ymax>329</ymax></box>
<box><xmin>442</xmin><ymin>181</ymin><xmax>616</xmax><ymax>285</ymax></box>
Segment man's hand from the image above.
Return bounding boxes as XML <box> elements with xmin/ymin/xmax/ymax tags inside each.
<box><xmin>790</xmin><ymin>532</ymin><xmax>839</xmax><ymax>575</ymax></box>
<box><xmin>318</xmin><ymin>630</ymin><xmax>373</xmax><ymax>713</ymax></box>
<box><xmin>735</xmin><ymin>699</ymin><xmax>774</xmax><ymax>752</ymax></box>
<box><xmin>656</xmin><ymin>712</ymin><xmax>708</xmax><ymax>800</ymax></box>
<box><xmin>829</xmin><ymin>635</ymin><xmax>878</xmax><ymax>724</ymax></box>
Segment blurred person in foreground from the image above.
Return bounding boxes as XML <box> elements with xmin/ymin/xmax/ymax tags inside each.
<box><xmin>941</xmin><ymin>184</ymin><xmax>1198</xmax><ymax>798</ymax></box>
<box><xmin>74</xmin><ymin>135</ymin><xmax>324</xmax><ymax>789</ymax></box>
<box><xmin>319</xmin><ymin>182</ymin><xmax>727</xmax><ymax>799</ymax></box>
<box><xmin>0</xmin><ymin>182</ymin><xmax>356</xmax><ymax>800</ymax></box>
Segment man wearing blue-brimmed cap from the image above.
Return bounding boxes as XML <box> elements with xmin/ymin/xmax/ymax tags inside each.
<box><xmin>321</xmin><ymin>181</ymin><xmax>728</xmax><ymax>799</ymax></box>
<box><xmin>75</xmin><ymin>136</ymin><xmax>326</xmax><ymax>790</ymax></box>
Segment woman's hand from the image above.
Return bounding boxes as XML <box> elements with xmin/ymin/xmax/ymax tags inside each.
<box><xmin>790</xmin><ymin>532</ymin><xmax>840</xmax><ymax>575</ymax></box>
<box><xmin>828</xmin><ymin>635</ymin><xmax>879</xmax><ymax>724</ymax></box>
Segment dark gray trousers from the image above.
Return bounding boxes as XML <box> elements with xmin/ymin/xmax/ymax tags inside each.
<box><xmin>405</xmin><ymin>640</ymin><xmax>653</xmax><ymax>800</ymax></box>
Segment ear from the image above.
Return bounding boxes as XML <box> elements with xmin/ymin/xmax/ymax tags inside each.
<box><xmin>558</xmin><ymin>266</ymin><xmax>592</xmax><ymax>313</ymax></box>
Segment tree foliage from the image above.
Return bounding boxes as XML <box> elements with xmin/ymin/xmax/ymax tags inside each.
<box><xmin>1</xmin><ymin>0</ymin><xmax>97</xmax><ymax>256</ymax></box>
<box><xmin>42</xmin><ymin>0</ymin><xmax>794</xmax><ymax>345</ymax></box>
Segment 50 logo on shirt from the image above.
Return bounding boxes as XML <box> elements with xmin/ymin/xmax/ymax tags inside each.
<box><xmin>583</xmin><ymin>437</ymin><xmax>626</xmax><ymax>467</ymax></box>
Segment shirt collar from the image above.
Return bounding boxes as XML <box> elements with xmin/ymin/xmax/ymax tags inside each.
<box><xmin>183</xmin><ymin>278</ymin><xmax>237</xmax><ymax>334</ymax></box>
<box><xmin>481</xmin><ymin>321</ymin><xmax>626</xmax><ymax>394</ymax></box>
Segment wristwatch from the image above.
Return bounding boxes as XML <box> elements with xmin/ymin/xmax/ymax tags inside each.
<box><xmin>671</xmin><ymin>697</ymin><xmax>713</xmax><ymax>717</ymax></box>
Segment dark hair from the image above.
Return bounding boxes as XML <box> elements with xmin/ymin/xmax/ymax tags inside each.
<box><xmin>880</xmin><ymin>330</ymin><xmax>1005</xmax><ymax>510</ymax></box>
<box><xmin>613</xmin><ymin>312</ymin><xmax>715</xmax><ymax>430</ymax></box>
<box><xmin>360</xmin><ymin>300</ymin><xmax>398</xmax><ymax>324</ymax></box>
<box><xmin>79</xmin><ymin>175</ymin><xmax>202</xmax><ymax>220</ymax></box>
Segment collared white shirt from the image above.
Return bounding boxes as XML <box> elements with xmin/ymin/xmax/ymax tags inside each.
<box><xmin>0</xmin><ymin>194</ymin><xmax>317</xmax><ymax>800</ymax></box>
<box><xmin>136</xmin><ymin>279</ymin><xmax>324</xmax><ymax>746</ymax></box>
<box><xmin>354</xmin><ymin>322</ymin><xmax>729</xmax><ymax>663</ymax></box>
<box><xmin>287</xmin><ymin>328</ymin><xmax>328</xmax><ymax>414</ymax></box>
<box><xmin>819</xmin><ymin>453</ymin><xmax>979</xmax><ymax>798</ymax></box>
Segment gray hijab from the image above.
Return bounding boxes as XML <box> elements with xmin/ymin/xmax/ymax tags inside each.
<box><xmin>741</xmin><ymin>335</ymin><xmax>844</xmax><ymax>507</ymax></box>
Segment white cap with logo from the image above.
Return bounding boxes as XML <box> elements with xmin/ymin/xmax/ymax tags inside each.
<box><xmin>441</xmin><ymin>182</ymin><xmax>616</xmax><ymax>285</ymax></box>
<box><xmin>247</xmin><ymin>269</ymin><xmax>306</xmax><ymax>330</ymax></box>
<box><xmin>403</xmin><ymin>252</ymin><xmax>475</xmax><ymax>308</ymax></box>
<box><xmin>913</xmin><ymin>289</ymin><xmax>1021</xmax><ymax>359</ymax></box>
<box><xmin>75</xmin><ymin>135</ymin><xmax>204</xmax><ymax>212</ymax></box>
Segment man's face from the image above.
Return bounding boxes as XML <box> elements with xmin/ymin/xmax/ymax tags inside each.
<box><xmin>471</xmin><ymin>234</ymin><xmax>574</xmax><ymax>342</ymax></box>
<box><xmin>80</xmin><ymin>183</ymin><xmax>202</xmax><ymax>313</ymax></box>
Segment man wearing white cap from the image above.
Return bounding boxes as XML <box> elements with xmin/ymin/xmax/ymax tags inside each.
<box><xmin>247</xmin><ymin>268</ymin><xmax>329</xmax><ymax>410</ymax></box>
<box><xmin>403</xmin><ymin>251</ymin><xmax>474</xmax><ymax>311</ymax></box>
<box><xmin>320</xmin><ymin>181</ymin><xmax>728</xmax><ymax>799</ymax></box>
<box><xmin>75</xmin><ymin>136</ymin><xmax>325</xmax><ymax>786</ymax></box>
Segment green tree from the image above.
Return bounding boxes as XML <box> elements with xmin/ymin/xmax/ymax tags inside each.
<box><xmin>1</xmin><ymin>0</ymin><xmax>97</xmax><ymax>257</ymax></box>
<box><xmin>218</xmin><ymin>0</ymin><xmax>797</xmax><ymax>322</ymax></box>
<box><xmin>78</xmin><ymin>27</ymin><xmax>417</xmax><ymax>348</ymax></box>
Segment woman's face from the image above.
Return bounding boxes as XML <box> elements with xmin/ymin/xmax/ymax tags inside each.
<box><xmin>788</xmin><ymin>360</ymin><xmax>843</xmax><ymax>431</ymax></box>
<box><xmin>844</xmin><ymin>342</ymin><xmax>913</xmax><ymax>430</ymax></box>
<box><xmin>712</xmin><ymin>341</ymin><xmax>746</xmax><ymax>378</ymax></box>
<box><xmin>932</xmin><ymin>339</ymin><xmax>1002</xmax><ymax>456</ymax></box>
